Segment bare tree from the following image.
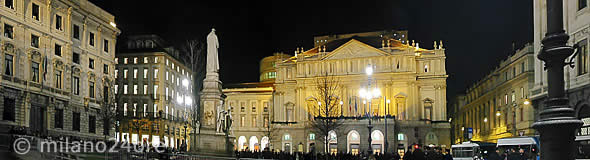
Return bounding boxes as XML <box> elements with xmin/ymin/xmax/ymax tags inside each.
<box><xmin>308</xmin><ymin>73</ymin><xmax>344</xmax><ymax>155</ymax></box>
<box><xmin>96</xmin><ymin>77</ymin><xmax>123</xmax><ymax>159</ymax></box>
<box><xmin>179</xmin><ymin>39</ymin><xmax>206</xmax><ymax>151</ymax></box>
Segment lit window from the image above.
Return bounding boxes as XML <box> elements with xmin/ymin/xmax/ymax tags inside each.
<box><xmin>114</xmin><ymin>84</ymin><xmax>118</xmax><ymax>94</ymax></box>
<box><xmin>284</xmin><ymin>134</ymin><xmax>291</xmax><ymax>141</ymax></box>
<box><xmin>143</xmin><ymin>68</ymin><xmax>148</xmax><ymax>79</ymax></box>
<box><xmin>144</xmin><ymin>57</ymin><xmax>148</xmax><ymax>63</ymax></box>
<box><xmin>124</xmin><ymin>58</ymin><xmax>128</xmax><ymax>64</ymax></box>
<box><xmin>133</xmin><ymin>69</ymin><xmax>138</xmax><ymax>79</ymax></box>
<box><xmin>143</xmin><ymin>85</ymin><xmax>148</xmax><ymax>95</ymax></box>
<box><xmin>123</xmin><ymin>85</ymin><xmax>128</xmax><ymax>94</ymax></box>
<box><xmin>309</xmin><ymin>133</ymin><xmax>315</xmax><ymax>140</ymax></box>
<box><xmin>153</xmin><ymin>85</ymin><xmax>158</xmax><ymax>99</ymax></box>
<box><xmin>123</xmin><ymin>103</ymin><xmax>128</xmax><ymax>116</ymax></box>
<box><xmin>153</xmin><ymin>104</ymin><xmax>158</xmax><ymax>118</ymax></box>
<box><xmin>166</xmin><ymin>71</ymin><xmax>169</xmax><ymax>80</ymax></box>
<box><xmin>89</xmin><ymin>32</ymin><xmax>95</xmax><ymax>46</ymax></box>
<box><xmin>133</xmin><ymin>57</ymin><xmax>138</xmax><ymax>64</ymax></box>
<box><xmin>154</xmin><ymin>69</ymin><xmax>159</xmax><ymax>79</ymax></box>
<box><xmin>133</xmin><ymin>85</ymin><xmax>138</xmax><ymax>94</ymax></box>
<box><xmin>397</xmin><ymin>133</ymin><xmax>404</xmax><ymax>140</ymax></box>
<box><xmin>155</xmin><ymin>57</ymin><xmax>158</xmax><ymax>63</ymax></box>
<box><xmin>123</xmin><ymin>69</ymin><xmax>128</xmax><ymax>78</ymax></box>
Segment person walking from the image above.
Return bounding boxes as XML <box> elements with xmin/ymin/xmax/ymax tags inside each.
<box><xmin>404</xmin><ymin>146</ymin><xmax>414</xmax><ymax>160</ymax></box>
<box><xmin>442</xmin><ymin>149</ymin><xmax>453</xmax><ymax>160</ymax></box>
<box><xmin>487</xmin><ymin>149</ymin><xmax>503</xmax><ymax>160</ymax></box>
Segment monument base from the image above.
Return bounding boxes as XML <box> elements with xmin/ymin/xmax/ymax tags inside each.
<box><xmin>194</xmin><ymin>129</ymin><xmax>235</xmax><ymax>156</ymax></box>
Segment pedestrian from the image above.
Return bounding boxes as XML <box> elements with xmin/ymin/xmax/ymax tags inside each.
<box><xmin>413</xmin><ymin>148</ymin><xmax>427</xmax><ymax>160</ymax></box>
<box><xmin>507</xmin><ymin>148</ymin><xmax>521</xmax><ymax>160</ymax></box>
<box><xmin>404</xmin><ymin>146</ymin><xmax>414</xmax><ymax>160</ymax></box>
<box><xmin>487</xmin><ymin>149</ymin><xmax>502</xmax><ymax>160</ymax></box>
<box><xmin>442</xmin><ymin>149</ymin><xmax>453</xmax><ymax>160</ymax></box>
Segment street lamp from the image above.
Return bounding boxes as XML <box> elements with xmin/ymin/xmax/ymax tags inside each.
<box><xmin>360</xmin><ymin>64</ymin><xmax>380</xmax><ymax>155</ymax></box>
<box><xmin>532</xmin><ymin>0</ymin><xmax>583</xmax><ymax>159</ymax></box>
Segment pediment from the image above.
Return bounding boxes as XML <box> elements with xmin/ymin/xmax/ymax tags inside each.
<box><xmin>323</xmin><ymin>39</ymin><xmax>389</xmax><ymax>60</ymax></box>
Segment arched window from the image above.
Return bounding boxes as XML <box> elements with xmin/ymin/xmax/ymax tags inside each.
<box><xmin>328</xmin><ymin>130</ymin><xmax>337</xmax><ymax>154</ymax></box>
<box><xmin>238</xmin><ymin>136</ymin><xmax>247</xmax><ymax>151</ymax></box>
<box><xmin>371</xmin><ymin>130</ymin><xmax>384</xmax><ymax>154</ymax></box>
<box><xmin>347</xmin><ymin>130</ymin><xmax>360</xmax><ymax>155</ymax></box>
<box><xmin>261</xmin><ymin>136</ymin><xmax>270</xmax><ymax>151</ymax></box>
<box><xmin>249</xmin><ymin>136</ymin><xmax>259</xmax><ymax>151</ymax></box>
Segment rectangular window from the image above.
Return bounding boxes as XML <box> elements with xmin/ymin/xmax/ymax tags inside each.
<box><xmin>73</xmin><ymin>77</ymin><xmax>79</xmax><ymax>95</ymax></box>
<box><xmin>165</xmin><ymin>106</ymin><xmax>169</xmax><ymax>119</ymax></box>
<box><xmin>133</xmin><ymin>57</ymin><xmax>138</xmax><ymax>64</ymax></box>
<box><xmin>123</xmin><ymin>85</ymin><xmax>128</xmax><ymax>94</ymax></box>
<box><xmin>123</xmin><ymin>103</ymin><xmax>128</xmax><ymax>116</ymax></box>
<box><xmin>103</xmin><ymin>39</ymin><xmax>109</xmax><ymax>52</ymax></box>
<box><xmin>143</xmin><ymin>85</ymin><xmax>148</xmax><ymax>95</ymax></box>
<box><xmin>165</xmin><ymin>87</ymin><xmax>169</xmax><ymax>100</ymax></box>
<box><xmin>55</xmin><ymin>15</ymin><xmax>62</xmax><ymax>30</ymax></box>
<box><xmin>133</xmin><ymin>103</ymin><xmax>137</xmax><ymax>117</ymax></box>
<box><xmin>89</xmin><ymin>58</ymin><xmax>94</xmax><ymax>69</ymax></box>
<box><xmin>54</xmin><ymin>109</ymin><xmax>63</xmax><ymax>128</ymax></box>
<box><xmin>144</xmin><ymin>57</ymin><xmax>148</xmax><ymax>63</ymax></box>
<box><xmin>114</xmin><ymin>85</ymin><xmax>118</xmax><ymax>94</ymax></box>
<box><xmin>133</xmin><ymin>85</ymin><xmax>138</xmax><ymax>94</ymax></box>
<box><xmin>89</xmin><ymin>32</ymin><xmax>95</xmax><ymax>46</ymax></box>
<box><xmin>143</xmin><ymin>69</ymin><xmax>148</xmax><ymax>79</ymax></box>
<box><xmin>55</xmin><ymin>70</ymin><xmax>62</xmax><ymax>89</ymax></box>
<box><xmin>155</xmin><ymin>57</ymin><xmax>159</xmax><ymax>63</ymax></box>
<box><xmin>31</xmin><ymin>35</ymin><xmax>39</xmax><ymax>48</ymax></box>
<box><xmin>166</xmin><ymin>71</ymin><xmax>169</xmax><ymax>80</ymax></box>
<box><xmin>4</xmin><ymin>54</ymin><xmax>13</xmax><ymax>76</ymax></box>
<box><xmin>89</xmin><ymin>115</ymin><xmax>96</xmax><ymax>133</ymax></box>
<box><xmin>153</xmin><ymin>104</ymin><xmax>158</xmax><ymax>118</ymax></box>
<box><xmin>73</xmin><ymin>52</ymin><xmax>80</xmax><ymax>64</ymax></box>
<box><xmin>5</xmin><ymin>0</ymin><xmax>14</xmax><ymax>9</ymax></box>
<box><xmin>123</xmin><ymin>58</ymin><xmax>128</xmax><ymax>64</ymax></box>
<box><xmin>143</xmin><ymin>104</ymin><xmax>147</xmax><ymax>117</ymax></box>
<box><xmin>580</xmin><ymin>0</ymin><xmax>588</xmax><ymax>10</ymax></box>
<box><xmin>521</xmin><ymin>62</ymin><xmax>525</xmax><ymax>73</ymax></box>
<box><xmin>578</xmin><ymin>39</ymin><xmax>588</xmax><ymax>75</ymax></box>
<box><xmin>73</xmin><ymin>25</ymin><xmax>80</xmax><ymax>39</ymax></box>
<box><xmin>32</xmin><ymin>62</ymin><xmax>40</xmax><ymax>82</ymax></box>
<box><xmin>115</xmin><ymin>69</ymin><xmax>119</xmax><ymax>78</ymax></box>
<box><xmin>154</xmin><ymin>85</ymin><xmax>158</xmax><ymax>99</ymax></box>
<box><xmin>73</xmin><ymin>112</ymin><xmax>80</xmax><ymax>131</ymax></box>
<box><xmin>55</xmin><ymin>44</ymin><xmax>62</xmax><ymax>56</ymax></box>
<box><xmin>32</xmin><ymin>3</ymin><xmax>39</xmax><ymax>20</ymax></box>
<box><xmin>89</xmin><ymin>82</ymin><xmax>95</xmax><ymax>98</ymax></box>
<box><xmin>154</xmin><ymin>69</ymin><xmax>159</xmax><ymax>79</ymax></box>
<box><xmin>241</xmin><ymin>116</ymin><xmax>245</xmax><ymax>127</ymax></box>
<box><xmin>101</xmin><ymin>65</ymin><xmax>108</xmax><ymax>76</ymax></box>
<box><xmin>2</xmin><ymin>97</ymin><xmax>15</xmax><ymax>121</ymax></box>
<box><xmin>3</xmin><ymin>24</ymin><xmax>13</xmax><ymax>39</ymax></box>
<box><xmin>123</xmin><ymin>69</ymin><xmax>128</xmax><ymax>78</ymax></box>
<box><xmin>133</xmin><ymin>69</ymin><xmax>138</xmax><ymax>78</ymax></box>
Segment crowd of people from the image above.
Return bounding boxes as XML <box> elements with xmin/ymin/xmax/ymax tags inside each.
<box><xmin>235</xmin><ymin>146</ymin><xmax>454</xmax><ymax>160</ymax></box>
<box><xmin>485</xmin><ymin>148</ymin><xmax>535</xmax><ymax>160</ymax></box>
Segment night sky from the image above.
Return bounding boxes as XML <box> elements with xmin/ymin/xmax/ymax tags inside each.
<box><xmin>89</xmin><ymin>0</ymin><xmax>532</xmax><ymax>99</ymax></box>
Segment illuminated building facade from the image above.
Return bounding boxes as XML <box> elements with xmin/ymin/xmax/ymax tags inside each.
<box><xmin>115</xmin><ymin>35</ymin><xmax>194</xmax><ymax>150</ymax></box>
<box><xmin>0</xmin><ymin>0</ymin><xmax>120</xmax><ymax>139</ymax></box>
<box><xmin>450</xmin><ymin>44</ymin><xmax>535</xmax><ymax>144</ymax></box>
<box><xmin>225</xmin><ymin>30</ymin><xmax>450</xmax><ymax>155</ymax></box>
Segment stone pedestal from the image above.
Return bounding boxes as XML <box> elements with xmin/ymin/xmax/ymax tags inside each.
<box><xmin>193</xmin><ymin>72</ymin><xmax>235</xmax><ymax>156</ymax></box>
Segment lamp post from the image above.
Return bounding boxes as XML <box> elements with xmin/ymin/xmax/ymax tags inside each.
<box><xmin>359</xmin><ymin>64</ymin><xmax>380</xmax><ymax>155</ymax></box>
<box><xmin>533</xmin><ymin>0</ymin><xmax>583</xmax><ymax>159</ymax></box>
<box><xmin>385</xmin><ymin>99</ymin><xmax>390</xmax><ymax>154</ymax></box>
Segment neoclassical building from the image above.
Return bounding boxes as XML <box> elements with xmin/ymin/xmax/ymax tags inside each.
<box><xmin>0</xmin><ymin>0</ymin><xmax>120</xmax><ymax>139</ymax></box>
<box><xmin>531</xmin><ymin>0</ymin><xmax>590</xmax><ymax>143</ymax></box>
<box><xmin>224</xmin><ymin>30</ymin><xmax>450</xmax><ymax>155</ymax></box>
<box><xmin>114</xmin><ymin>35</ymin><xmax>195</xmax><ymax>150</ymax></box>
<box><xmin>450</xmin><ymin>44</ymin><xmax>535</xmax><ymax>144</ymax></box>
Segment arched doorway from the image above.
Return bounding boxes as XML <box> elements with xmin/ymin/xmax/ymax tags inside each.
<box><xmin>283</xmin><ymin>133</ymin><xmax>292</xmax><ymax>153</ymax></box>
<box><xmin>347</xmin><ymin>130</ymin><xmax>360</xmax><ymax>155</ymax></box>
<box><xmin>425</xmin><ymin>132</ymin><xmax>439</xmax><ymax>146</ymax></box>
<box><xmin>371</xmin><ymin>130</ymin><xmax>384</xmax><ymax>154</ymax></box>
<box><xmin>238</xmin><ymin>136</ymin><xmax>247</xmax><ymax>151</ymax></box>
<box><xmin>261</xmin><ymin>136</ymin><xmax>270</xmax><ymax>151</ymax></box>
<box><xmin>397</xmin><ymin>133</ymin><xmax>407</xmax><ymax>157</ymax></box>
<box><xmin>328</xmin><ymin>130</ymin><xmax>338</xmax><ymax>154</ymax></box>
<box><xmin>250</xmin><ymin>136</ymin><xmax>259</xmax><ymax>151</ymax></box>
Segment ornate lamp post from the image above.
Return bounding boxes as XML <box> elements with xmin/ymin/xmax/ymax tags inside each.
<box><xmin>532</xmin><ymin>0</ymin><xmax>583</xmax><ymax>159</ymax></box>
<box><xmin>359</xmin><ymin>64</ymin><xmax>380</xmax><ymax>155</ymax></box>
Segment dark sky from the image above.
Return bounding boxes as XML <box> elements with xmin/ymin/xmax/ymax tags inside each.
<box><xmin>90</xmin><ymin>0</ymin><xmax>532</xmax><ymax>99</ymax></box>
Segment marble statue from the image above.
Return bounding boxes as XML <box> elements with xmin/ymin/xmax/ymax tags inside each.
<box><xmin>207</xmin><ymin>28</ymin><xmax>220</xmax><ymax>73</ymax></box>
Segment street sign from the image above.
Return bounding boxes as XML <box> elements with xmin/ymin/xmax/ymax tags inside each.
<box><xmin>467</xmin><ymin>128</ymin><xmax>473</xmax><ymax>139</ymax></box>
